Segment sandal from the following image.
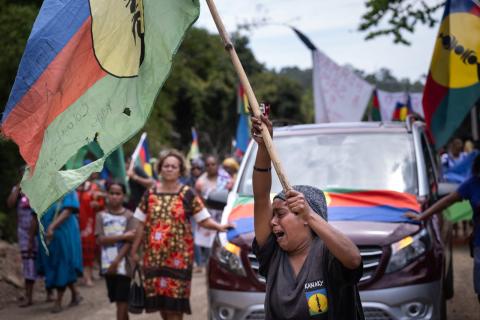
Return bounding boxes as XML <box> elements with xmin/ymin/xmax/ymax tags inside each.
<box><xmin>69</xmin><ymin>294</ymin><xmax>83</xmax><ymax>307</ymax></box>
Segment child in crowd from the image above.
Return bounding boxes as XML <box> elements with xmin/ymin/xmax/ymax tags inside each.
<box><xmin>96</xmin><ymin>181</ymin><xmax>136</xmax><ymax>320</ymax></box>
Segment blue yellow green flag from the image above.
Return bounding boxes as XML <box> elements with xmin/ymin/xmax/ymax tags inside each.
<box><xmin>423</xmin><ymin>0</ymin><xmax>480</xmax><ymax>149</ymax></box>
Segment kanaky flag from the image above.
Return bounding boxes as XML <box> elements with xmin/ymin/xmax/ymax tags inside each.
<box><xmin>371</xmin><ymin>90</ymin><xmax>382</xmax><ymax>121</ymax></box>
<box><xmin>235</xmin><ymin>84</ymin><xmax>250</xmax><ymax>157</ymax></box>
<box><xmin>1</xmin><ymin>0</ymin><xmax>200</xmax><ymax>215</ymax></box>
<box><xmin>187</xmin><ymin>127</ymin><xmax>200</xmax><ymax>162</ymax></box>
<box><xmin>392</xmin><ymin>95</ymin><xmax>412</xmax><ymax>121</ymax></box>
<box><xmin>423</xmin><ymin>0</ymin><xmax>480</xmax><ymax>149</ymax></box>
<box><xmin>131</xmin><ymin>132</ymin><xmax>153</xmax><ymax>177</ymax></box>
<box><xmin>226</xmin><ymin>190</ymin><xmax>421</xmax><ymax>241</ymax></box>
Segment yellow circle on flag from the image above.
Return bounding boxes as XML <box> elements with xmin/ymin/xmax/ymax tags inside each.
<box><xmin>308</xmin><ymin>293</ymin><xmax>328</xmax><ymax>314</ymax></box>
<box><xmin>90</xmin><ymin>0</ymin><xmax>145</xmax><ymax>77</ymax></box>
<box><xmin>430</xmin><ymin>13</ymin><xmax>480</xmax><ymax>88</ymax></box>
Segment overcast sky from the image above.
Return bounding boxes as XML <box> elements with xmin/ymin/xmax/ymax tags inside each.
<box><xmin>195</xmin><ymin>0</ymin><xmax>443</xmax><ymax>82</ymax></box>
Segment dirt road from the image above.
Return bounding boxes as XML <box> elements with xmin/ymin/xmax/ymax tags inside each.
<box><xmin>0</xmin><ymin>244</ymin><xmax>478</xmax><ymax>319</ymax></box>
<box><xmin>0</xmin><ymin>269</ymin><xmax>208</xmax><ymax>320</ymax></box>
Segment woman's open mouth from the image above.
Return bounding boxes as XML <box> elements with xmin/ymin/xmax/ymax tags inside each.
<box><xmin>273</xmin><ymin>230</ymin><xmax>285</xmax><ymax>241</ymax></box>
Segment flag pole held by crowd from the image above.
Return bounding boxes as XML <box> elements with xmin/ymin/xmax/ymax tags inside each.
<box><xmin>205</xmin><ymin>0</ymin><xmax>292</xmax><ymax>192</ymax></box>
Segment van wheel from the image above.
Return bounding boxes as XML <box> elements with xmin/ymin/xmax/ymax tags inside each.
<box><xmin>444</xmin><ymin>250</ymin><xmax>454</xmax><ymax>300</ymax></box>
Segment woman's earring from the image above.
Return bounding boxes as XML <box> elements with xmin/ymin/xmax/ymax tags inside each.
<box><xmin>304</xmin><ymin>222</ymin><xmax>308</xmax><ymax>226</ymax></box>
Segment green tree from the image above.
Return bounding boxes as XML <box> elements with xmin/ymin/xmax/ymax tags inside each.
<box><xmin>0</xmin><ymin>0</ymin><xmax>40</xmax><ymax>242</ymax></box>
<box><xmin>358</xmin><ymin>0</ymin><xmax>445</xmax><ymax>45</ymax></box>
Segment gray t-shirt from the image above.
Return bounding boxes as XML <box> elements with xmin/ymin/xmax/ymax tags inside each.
<box><xmin>95</xmin><ymin>209</ymin><xmax>136</xmax><ymax>277</ymax></box>
<box><xmin>253</xmin><ymin>235</ymin><xmax>329</xmax><ymax>319</ymax></box>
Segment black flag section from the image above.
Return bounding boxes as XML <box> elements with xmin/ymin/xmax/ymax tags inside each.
<box><xmin>291</xmin><ymin>27</ymin><xmax>317</xmax><ymax>51</ymax></box>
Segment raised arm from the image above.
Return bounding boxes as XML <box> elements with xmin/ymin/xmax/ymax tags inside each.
<box><xmin>251</xmin><ymin>115</ymin><xmax>273</xmax><ymax>247</ymax></box>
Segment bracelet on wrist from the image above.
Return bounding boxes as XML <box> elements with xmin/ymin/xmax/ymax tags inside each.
<box><xmin>253</xmin><ymin>166</ymin><xmax>272</xmax><ymax>172</ymax></box>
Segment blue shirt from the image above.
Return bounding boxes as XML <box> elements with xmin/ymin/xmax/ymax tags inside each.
<box><xmin>457</xmin><ymin>176</ymin><xmax>480</xmax><ymax>246</ymax></box>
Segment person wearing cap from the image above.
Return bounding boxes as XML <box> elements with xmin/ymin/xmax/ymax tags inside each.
<box><xmin>250</xmin><ymin>114</ymin><xmax>364</xmax><ymax>320</ymax></box>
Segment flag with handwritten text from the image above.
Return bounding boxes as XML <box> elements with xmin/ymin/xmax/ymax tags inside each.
<box><xmin>312</xmin><ymin>50</ymin><xmax>373</xmax><ymax>123</ymax></box>
<box><xmin>1</xmin><ymin>0</ymin><xmax>200</xmax><ymax>215</ymax></box>
<box><xmin>291</xmin><ymin>27</ymin><xmax>373</xmax><ymax>122</ymax></box>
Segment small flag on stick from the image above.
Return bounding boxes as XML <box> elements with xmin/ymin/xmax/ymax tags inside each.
<box><xmin>130</xmin><ymin>133</ymin><xmax>153</xmax><ymax>177</ymax></box>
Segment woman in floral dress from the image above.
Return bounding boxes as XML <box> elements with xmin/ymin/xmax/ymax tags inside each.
<box><xmin>131</xmin><ymin>150</ymin><xmax>232</xmax><ymax>320</ymax></box>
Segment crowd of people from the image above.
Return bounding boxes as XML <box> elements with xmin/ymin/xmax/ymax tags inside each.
<box><xmin>7</xmin><ymin>149</ymin><xmax>240</xmax><ymax>319</ymax></box>
<box><xmin>440</xmin><ymin>137</ymin><xmax>479</xmax><ymax>238</ymax></box>
<box><xmin>6</xmin><ymin>131</ymin><xmax>479</xmax><ymax>318</ymax></box>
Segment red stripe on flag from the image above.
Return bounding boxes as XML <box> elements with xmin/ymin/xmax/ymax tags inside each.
<box><xmin>328</xmin><ymin>191</ymin><xmax>420</xmax><ymax>211</ymax></box>
<box><xmin>2</xmin><ymin>17</ymin><xmax>107</xmax><ymax>169</ymax></box>
<box><xmin>471</xmin><ymin>4</ymin><xmax>480</xmax><ymax>16</ymax></box>
<box><xmin>372</xmin><ymin>91</ymin><xmax>380</xmax><ymax>110</ymax></box>
<box><xmin>422</xmin><ymin>73</ymin><xmax>449</xmax><ymax>143</ymax></box>
<box><xmin>139</xmin><ymin>147</ymin><xmax>146</xmax><ymax>164</ymax></box>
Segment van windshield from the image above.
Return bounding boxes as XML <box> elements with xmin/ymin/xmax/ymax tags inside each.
<box><xmin>238</xmin><ymin>132</ymin><xmax>418</xmax><ymax>195</ymax></box>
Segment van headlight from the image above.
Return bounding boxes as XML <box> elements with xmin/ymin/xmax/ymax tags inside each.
<box><xmin>386</xmin><ymin>229</ymin><xmax>432</xmax><ymax>274</ymax></box>
<box><xmin>211</xmin><ymin>237</ymin><xmax>246</xmax><ymax>277</ymax></box>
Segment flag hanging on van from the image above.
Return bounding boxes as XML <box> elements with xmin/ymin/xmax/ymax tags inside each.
<box><xmin>423</xmin><ymin>0</ymin><xmax>480</xmax><ymax>149</ymax></box>
<box><xmin>1</xmin><ymin>0</ymin><xmax>200</xmax><ymax>215</ymax></box>
<box><xmin>226</xmin><ymin>190</ymin><xmax>421</xmax><ymax>241</ymax></box>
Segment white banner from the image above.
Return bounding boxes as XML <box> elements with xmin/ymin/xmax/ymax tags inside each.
<box><xmin>313</xmin><ymin>50</ymin><xmax>373</xmax><ymax>123</ymax></box>
<box><xmin>376</xmin><ymin>90</ymin><xmax>424</xmax><ymax>121</ymax></box>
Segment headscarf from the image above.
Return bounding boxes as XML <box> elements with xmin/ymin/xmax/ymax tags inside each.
<box><xmin>273</xmin><ymin>185</ymin><xmax>328</xmax><ymax>220</ymax></box>
<box><xmin>222</xmin><ymin>157</ymin><xmax>239</xmax><ymax>171</ymax></box>
<box><xmin>191</xmin><ymin>158</ymin><xmax>205</xmax><ymax>170</ymax></box>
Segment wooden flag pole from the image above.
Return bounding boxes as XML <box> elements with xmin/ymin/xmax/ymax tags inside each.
<box><xmin>205</xmin><ymin>0</ymin><xmax>292</xmax><ymax>191</ymax></box>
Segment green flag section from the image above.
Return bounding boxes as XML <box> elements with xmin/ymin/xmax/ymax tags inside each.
<box><xmin>443</xmin><ymin>200</ymin><xmax>473</xmax><ymax>222</ymax></box>
<box><xmin>66</xmin><ymin>144</ymin><xmax>126</xmax><ymax>182</ymax></box>
<box><xmin>371</xmin><ymin>89</ymin><xmax>381</xmax><ymax>121</ymax></box>
<box><xmin>5</xmin><ymin>0</ymin><xmax>200</xmax><ymax>216</ymax></box>
<box><xmin>422</xmin><ymin>1</ymin><xmax>480</xmax><ymax>149</ymax></box>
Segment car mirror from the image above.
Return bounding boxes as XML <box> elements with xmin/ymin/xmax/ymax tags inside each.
<box><xmin>206</xmin><ymin>190</ymin><xmax>229</xmax><ymax>210</ymax></box>
<box><xmin>438</xmin><ymin>182</ymin><xmax>459</xmax><ymax>197</ymax></box>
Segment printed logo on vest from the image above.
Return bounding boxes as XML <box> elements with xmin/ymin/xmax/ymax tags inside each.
<box><xmin>304</xmin><ymin>279</ymin><xmax>328</xmax><ymax>316</ymax></box>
